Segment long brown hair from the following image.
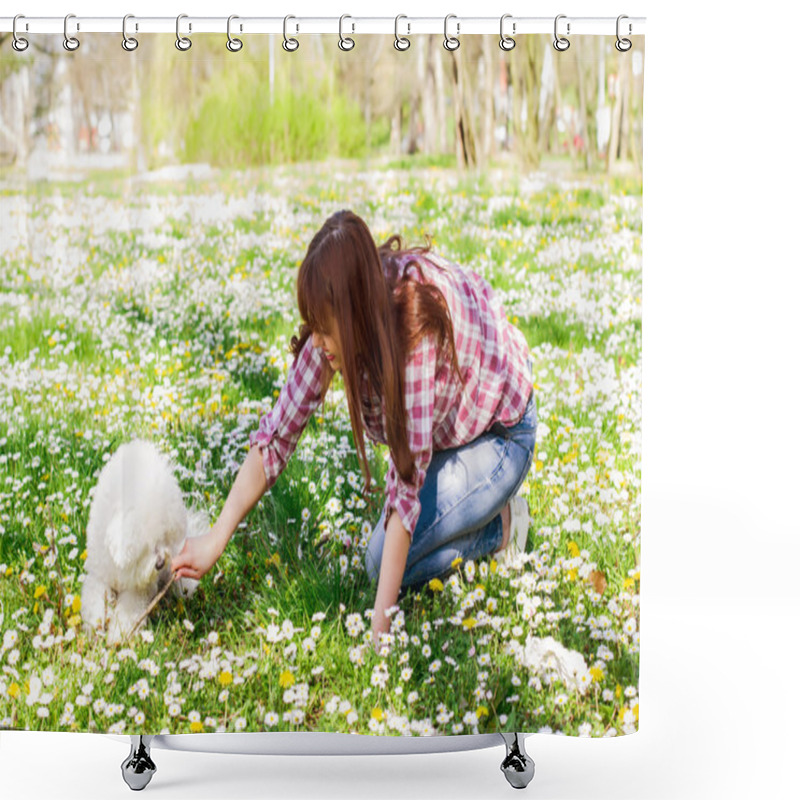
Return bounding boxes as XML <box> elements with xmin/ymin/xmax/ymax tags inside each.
<box><xmin>291</xmin><ymin>210</ymin><xmax>463</xmax><ymax>495</ymax></box>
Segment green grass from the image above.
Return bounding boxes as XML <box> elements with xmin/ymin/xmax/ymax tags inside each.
<box><xmin>0</xmin><ymin>163</ymin><xmax>641</xmax><ymax>738</ymax></box>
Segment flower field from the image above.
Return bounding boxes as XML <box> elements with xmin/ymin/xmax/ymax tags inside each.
<box><xmin>0</xmin><ymin>162</ymin><xmax>641</xmax><ymax>737</ymax></box>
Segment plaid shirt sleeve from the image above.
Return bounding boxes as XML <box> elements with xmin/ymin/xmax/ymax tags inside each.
<box><xmin>248</xmin><ymin>337</ymin><xmax>324</xmax><ymax>488</ymax></box>
<box><xmin>383</xmin><ymin>333</ymin><xmax>437</xmax><ymax>540</ymax></box>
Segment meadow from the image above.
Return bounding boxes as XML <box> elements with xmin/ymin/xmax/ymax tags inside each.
<box><xmin>0</xmin><ymin>161</ymin><xmax>641</xmax><ymax>737</ymax></box>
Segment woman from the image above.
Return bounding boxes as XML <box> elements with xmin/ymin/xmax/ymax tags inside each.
<box><xmin>172</xmin><ymin>210</ymin><xmax>537</xmax><ymax>644</ymax></box>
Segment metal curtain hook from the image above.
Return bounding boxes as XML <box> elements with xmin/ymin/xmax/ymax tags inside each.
<box><xmin>499</xmin><ymin>14</ymin><xmax>516</xmax><ymax>51</ymax></box>
<box><xmin>443</xmin><ymin>14</ymin><xmax>460</xmax><ymax>51</ymax></box>
<box><xmin>283</xmin><ymin>15</ymin><xmax>299</xmax><ymax>52</ymax></box>
<box><xmin>176</xmin><ymin>14</ymin><xmax>192</xmax><ymax>51</ymax></box>
<box><xmin>227</xmin><ymin>15</ymin><xmax>243</xmax><ymax>52</ymax></box>
<box><xmin>122</xmin><ymin>14</ymin><xmax>138</xmax><ymax>51</ymax></box>
<box><xmin>63</xmin><ymin>13</ymin><xmax>80</xmax><ymax>51</ymax></box>
<box><xmin>12</xmin><ymin>14</ymin><xmax>29</xmax><ymax>52</ymax></box>
<box><xmin>339</xmin><ymin>14</ymin><xmax>355</xmax><ymax>51</ymax></box>
<box><xmin>394</xmin><ymin>14</ymin><xmax>410</xmax><ymax>51</ymax></box>
<box><xmin>553</xmin><ymin>14</ymin><xmax>570</xmax><ymax>51</ymax></box>
<box><xmin>615</xmin><ymin>14</ymin><xmax>632</xmax><ymax>52</ymax></box>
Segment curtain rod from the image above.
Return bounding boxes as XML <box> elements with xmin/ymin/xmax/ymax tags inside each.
<box><xmin>1</xmin><ymin>16</ymin><xmax>646</xmax><ymax>37</ymax></box>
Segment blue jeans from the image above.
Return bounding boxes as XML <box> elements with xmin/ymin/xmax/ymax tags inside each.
<box><xmin>365</xmin><ymin>388</ymin><xmax>537</xmax><ymax>589</ymax></box>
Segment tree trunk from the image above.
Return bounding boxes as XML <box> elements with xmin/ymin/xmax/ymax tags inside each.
<box><xmin>450</xmin><ymin>45</ymin><xmax>478</xmax><ymax>168</ymax></box>
<box><xmin>421</xmin><ymin>36</ymin><xmax>439</xmax><ymax>155</ymax></box>
<box><xmin>481</xmin><ymin>37</ymin><xmax>495</xmax><ymax>165</ymax></box>
<box><xmin>607</xmin><ymin>52</ymin><xmax>623</xmax><ymax>173</ymax></box>
<box><xmin>509</xmin><ymin>34</ymin><xmax>540</xmax><ymax>168</ymax></box>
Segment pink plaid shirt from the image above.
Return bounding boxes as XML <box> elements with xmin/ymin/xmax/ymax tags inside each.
<box><xmin>249</xmin><ymin>252</ymin><xmax>533</xmax><ymax>540</ymax></box>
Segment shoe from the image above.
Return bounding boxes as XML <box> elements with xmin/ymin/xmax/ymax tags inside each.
<box><xmin>496</xmin><ymin>496</ymin><xmax>530</xmax><ymax>566</ymax></box>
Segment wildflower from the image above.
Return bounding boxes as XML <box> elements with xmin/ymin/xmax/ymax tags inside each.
<box><xmin>428</xmin><ymin>578</ymin><xmax>444</xmax><ymax>592</ymax></box>
<box><xmin>264</xmin><ymin>712</ymin><xmax>279</xmax><ymax>727</ymax></box>
<box><xmin>279</xmin><ymin>671</ymin><xmax>295</xmax><ymax>688</ymax></box>
<box><xmin>567</xmin><ymin>541</ymin><xmax>580</xmax><ymax>557</ymax></box>
<box><xmin>345</xmin><ymin>613</ymin><xmax>365</xmax><ymax>638</ymax></box>
<box><xmin>451</xmin><ymin>557</ymin><xmax>463</xmax><ymax>569</ymax></box>
<box><xmin>218</xmin><ymin>671</ymin><xmax>233</xmax><ymax>687</ymax></box>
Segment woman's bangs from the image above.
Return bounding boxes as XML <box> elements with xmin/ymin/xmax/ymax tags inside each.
<box><xmin>298</xmin><ymin>257</ymin><xmax>333</xmax><ymax>333</ymax></box>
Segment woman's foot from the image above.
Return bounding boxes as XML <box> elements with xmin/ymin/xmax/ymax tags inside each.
<box><xmin>495</xmin><ymin>497</ymin><xmax>530</xmax><ymax>564</ymax></box>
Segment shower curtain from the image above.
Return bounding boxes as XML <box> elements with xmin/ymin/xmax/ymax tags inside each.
<box><xmin>0</xmin><ymin>28</ymin><xmax>643</xmax><ymax>739</ymax></box>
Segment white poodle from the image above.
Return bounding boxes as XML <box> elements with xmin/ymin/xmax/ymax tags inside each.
<box><xmin>81</xmin><ymin>439</ymin><xmax>207</xmax><ymax>644</ymax></box>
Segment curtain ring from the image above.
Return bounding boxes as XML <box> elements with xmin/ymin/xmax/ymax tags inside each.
<box><xmin>227</xmin><ymin>15</ymin><xmax>243</xmax><ymax>52</ymax></box>
<box><xmin>394</xmin><ymin>15</ymin><xmax>410</xmax><ymax>51</ymax></box>
<box><xmin>122</xmin><ymin>14</ymin><xmax>138</xmax><ymax>51</ymax></box>
<box><xmin>63</xmin><ymin>13</ymin><xmax>80</xmax><ymax>51</ymax></box>
<box><xmin>283</xmin><ymin>15</ymin><xmax>299</xmax><ymax>52</ymax></box>
<box><xmin>615</xmin><ymin>15</ymin><xmax>632</xmax><ymax>52</ymax></box>
<box><xmin>553</xmin><ymin>14</ymin><xmax>570</xmax><ymax>51</ymax></box>
<box><xmin>499</xmin><ymin>14</ymin><xmax>515</xmax><ymax>51</ymax></box>
<box><xmin>339</xmin><ymin>15</ymin><xmax>355</xmax><ymax>51</ymax></box>
<box><xmin>443</xmin><ymin>14</ymin><xmax>460</xmax><ymax>51</ymax></box>
<box><xmin>12</xmin><ymin>15</ymin><xmax>29</xmax><ymax>52</ymax></box>
<box><xmin>176</xmin><ymin>14</ymin><xmax>192</xmax><ymax>51</ymax></box>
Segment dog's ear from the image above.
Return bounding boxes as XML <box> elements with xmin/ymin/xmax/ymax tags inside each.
<box><xmin>106</xmin><ymin>511</ymin><xmax>131</xmax><ymax>570</ymax></box>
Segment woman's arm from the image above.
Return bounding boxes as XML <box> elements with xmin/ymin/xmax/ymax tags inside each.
<box><xmin>371</xmin><ymin>510</ymin><xmax>411</xmax><ymax>644</ymax></box>
<box><xmin>172</xmin><ymin>445</ymin><xmax>268</xmax><ymax>581</ymax></box>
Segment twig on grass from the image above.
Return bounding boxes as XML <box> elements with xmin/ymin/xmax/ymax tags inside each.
<box><xmin>129</xmin><ymin>571</ymin><xmax>177</xmax><ymax>639</ymax></box>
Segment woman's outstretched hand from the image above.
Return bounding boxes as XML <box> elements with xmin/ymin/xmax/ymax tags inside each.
<box><xmin>172</xmin><ymin>530</ymin><xmax>225</xmax><ymax>582</ymax></box>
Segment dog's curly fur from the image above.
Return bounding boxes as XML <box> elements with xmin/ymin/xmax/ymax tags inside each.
<box><xmin>81</xmin><ymin>439</ymin><xmax>205</xmax><ymax>644</ymax></box>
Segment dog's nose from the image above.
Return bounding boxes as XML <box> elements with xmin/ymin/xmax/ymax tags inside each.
<box><xmin>155</xmin><ymin>555</ymin><xmax>166</xmax><ymax>570</ymax></box>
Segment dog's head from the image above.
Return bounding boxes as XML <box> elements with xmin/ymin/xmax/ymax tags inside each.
<box><xmin>105</xmin><ymin>504</ymin><xmax>188</xmax><ymax>589</ymax></box>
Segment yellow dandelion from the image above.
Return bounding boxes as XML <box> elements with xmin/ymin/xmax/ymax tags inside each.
<box><xmin>279</xmin><ymin>671</ymin><xmax>295</xmax><ymax>689</ymax></box>
<box><xmin>490</xmin><ymin>560</ymin><xmax>497</xmax><ymax>574</ymax></box>
<box><xmin>450</xmin><ymin>557</ymin><xmax>463</xmax><ymax>569</ymax></box>
<box><xmin>34</xmin><ymin>585</ymin><xmax>46</xmax><ymax>599</ymax></box>
<box><xmin>567</xmin><ymin>541</ymin><xmax>580</xmax><ymax>558</ymax></box>
<box><xmin>589</xmin><ymin>667</ymin><xmax>604</xmax><ymax>682</ymax></box>
<box><xmin>476</xmin><ymin>705</ymin><xmax>489</xmax><ymax>719</ymax></box>
<box><xmin>428</xmin><ymin>578</ymin><xmax>444</xmax><ymax>592</ymax></box>
<box><xmin>71</xmin><ymin>596</ymin><xmax>81</xmax><ymax>614</ymax></box>
<box><xmin>8</xmin><ymin>683</ymin><xmax>20</xmax><ymax>698</ymax></box>
<box><xmin>218</xmin><ymin>671</ymin><xmax>233</xmax><ymax>687</ymax></box>
<box><xmin>463</xmin><ymin>617</ymin><xmax>477</xmax><ymax>630</ymax></box>
<box><xmin>632</xmin><ymin>704</ymin><xmax>639</xmax><ymax>721</ymax></box>
<box><xmin>67</xmin><ymin>615</ymin><xmax>81</xmax><ymax>628</ymax></box>
<box><xmin>615</xmin><ymin>684</ymin><xmax>622</xmax><ymax>699</ymax></box>
<box><xmin>371</xmin><ymin>707</ymin><xmax>384</xmax><ymax>722</ymax></box>
<box><xmin>190</xmin><ymin>721</ymin><xmax>204</xmax><ymax>733</ymax></box>
<box><xmin>80</xmin><ymin>550</ymin><xmax>88</xmax><ymax>561</ymax></box>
